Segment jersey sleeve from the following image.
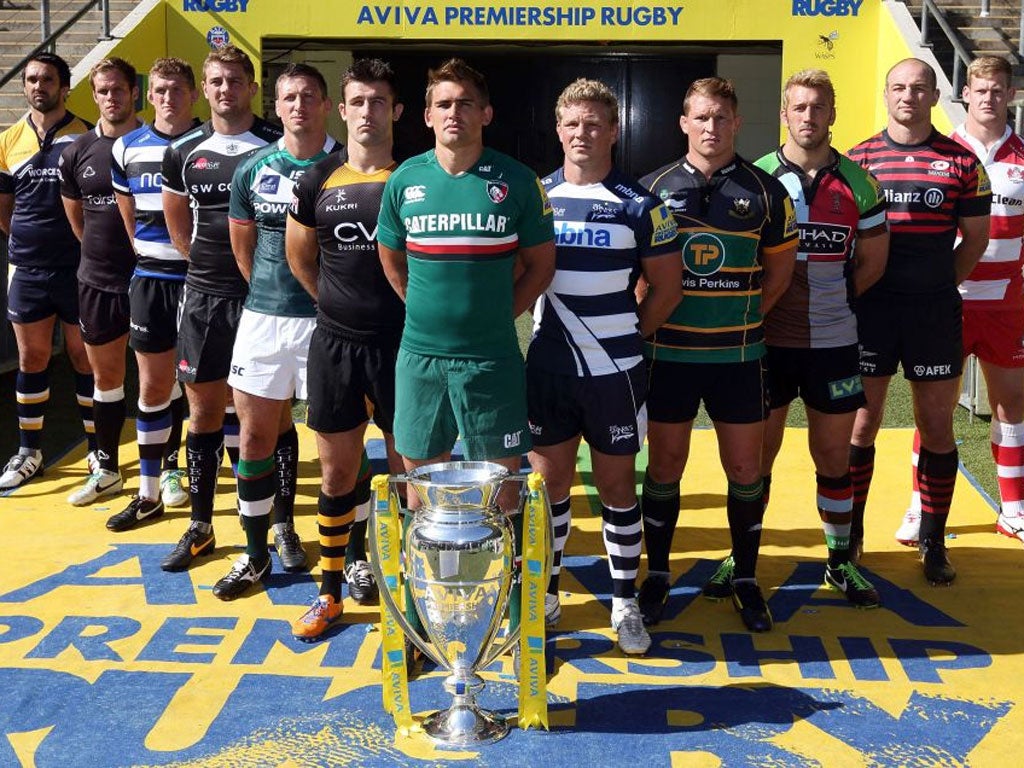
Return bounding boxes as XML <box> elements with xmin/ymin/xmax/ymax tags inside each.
<box><xmin>514</xmin><ymin>174</ymin><xmax>555</xmax><ymax>249</ymax></box>
<box><xmin>161</xmin><ymin>142</ymin><xmax>188</xmax><ymax>197</ymax></box>
<box><xmin>760</xmin><ymin>175</ymin><xmax>799</xmax><ymax>254</ymax></box>
<box><xmin>0</xmin><ymin>132</ymin><xmax>13</xmax><ymax>194</ymax></box>
<box><xmin>111</xmin><ymin>135</ymin><xmax>130</xmax><ymax>194</ymax></box>
<box><xmin>227</xmin><ymin>159</ymin><xmax>255</xmax><ymax>223</ymax></box>
<box><xmin>58</xmin><ymin>142</ymin><xmax>82</xmax><ymax>200</ymax></box>
<box><xmin>376</xmin><ymin>171</ymin><xmax>407</xmax><ymax>251</ymax></box>
<box><xmin>288</xmin><ymin>157</ymin><xmax>328</xmax><ymax>229</ymax></box>
<box><xmin>637</xmin><ymin>197</ymin><xmax>680</xmax><ymax>258</ymax></box>
<box><xmin>959</xmin><ymin>155</ymin><xmax>992</xmax><ymax>218</ymax></box>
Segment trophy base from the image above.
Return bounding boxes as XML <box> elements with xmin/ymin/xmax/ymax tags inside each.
<box><xmin>422</xmin><ymin>705</ymin><xmax>509</xmax><ymax>747</ymax></box>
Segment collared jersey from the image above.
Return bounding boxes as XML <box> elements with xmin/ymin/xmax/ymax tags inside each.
<box><xmin>111</xmin><ymin>119</ymin><xmax>201</xmax><ymax>278</ymax></box>
<box><xmin>162</xmin><ymin>117</ymin><xmax>283</xmax><ymax>299</ymax></box>
<box><xmin>377</xmin><ymin>147</ymin><xmax>554</xmax><ymax>359</ymax></box>
<box><xmin>288</xmin><ymin>152</ymin><xmax>405</xmax><ymax>344</ymax></box>
<box><xmin>952</xmin><ymin>124</ymin><xmax>1024</xmax><ymax>308</ymax></box>
<box><xmin>529</xmin><ymin>166</ymin><xmax>679</xmax><ymax>376</ymax></box>
<box><xmin>0</xmin><ymin>112</ymin><xmax>91</xmax><ymax>270</ymax></box>
<box><xmin>229</xmin><ymin>136</ymin><xmax>341</xmax><ymax>318</ymax></box>
<box><xmin>756</xmin><ymin>148</ymin><xmax>887</xmax><ymax>348</ymax></box>
<box><xmin>847</xmin><ymin>128</ymin><xmax>991</xmax><ymax>296</ymax></box>
<box><xmin>640</xmin><ymin>155</ymin><xmax>798</xmax><ymax>363</ymax></box>
<box><xmin>59</xmin><ymin>126</ymin><xmax>137</xmax><ymax>293</ymax></box>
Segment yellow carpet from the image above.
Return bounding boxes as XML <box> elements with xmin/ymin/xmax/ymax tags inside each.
<box><xmin>1</xmin><ymin>425</ymin><xmax>1022</xmax><ymax>766</ymax></box>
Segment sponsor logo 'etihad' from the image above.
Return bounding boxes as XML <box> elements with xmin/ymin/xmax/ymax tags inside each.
<box><xmin>793</xmin><ymin>0</ymin><xmax>863</xmax><ymax>16</ymax></box>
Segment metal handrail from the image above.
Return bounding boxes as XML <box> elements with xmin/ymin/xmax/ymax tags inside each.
<box><xmin>0</xmin><ymin>0</ymin><xmax>108</xmax><ymax>89</ymax></box>
<box><xmin>919</xmin><ymin>0</ymin><xmax>977</xmax><ymax>97</ymax></box>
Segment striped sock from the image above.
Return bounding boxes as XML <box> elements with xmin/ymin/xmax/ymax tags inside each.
<box><xmin>137</xmin><ymin>397</ymin><xmax>172</xmax><ymax>500</ymax></box>
<box><xmin>909</xmin><ymin>429</ymin><xmax>922</xmax><ymax>513</ymax></box>
<box><xmin>918</xmin><ymin>447</ymin><xmax>958</xmax><ymax>541</ymax></box>
<box><xmin>601</xmin><ymin>502</ymin><xmax>642</xmax><ymax>599</ymax></box>
<box><xmin>817</xmin><ymin>472</ymin><xmax>853</xmax><ymax>567</ymax></box>
<box><xmin>546</xmin><ymin>497</ymin><xmax>572</xmax><ymax>595</ymax></box>
<box><xmin>163</xmin><ymin>382</ymin><xmax>185</xmax><ymax>471</ymax></box>
<box><xmin>15</xmin><ymin>370</ymin><xmax>48</xmax><ymax>451</ymax></box>
<box><xmin>345</xmin><ymin>472</ymin><xmax>373</xmax><ymax>564</ymax></box>
<box><xmin>238</xmin><ymin>455</ymin><xmax>275</xmax><ymax>561</ymax></box>
<box><xmin>992</xmin><ymin>420</ymin><xmax>1024</xmax><ymax>517</ymax></box>
<box><xmin>849</xmin><ymin>443</ymin><xmax>875</xmax><ymax>545</ymax></box>
<box><xmin>318</xmin><ymin>489</ymin><xmax>356</xmax><ymax>601</ymax></box>
<box><xmin>74</xmin><ymin>372</ymin><xmax>96</xmax><ymax>452</ymax></box>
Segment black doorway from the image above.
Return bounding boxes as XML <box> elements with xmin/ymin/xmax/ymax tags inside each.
<box><xmin>360</xmin><ymin>49</ymin><xmax>715</xmax><ymax>180</ymax></box>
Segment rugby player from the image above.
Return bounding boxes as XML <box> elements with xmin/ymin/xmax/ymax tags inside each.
<box><xmin>104</xmin><ymin>57</ymin><xmax>200</xmax><ymax>532</ymax></box>
<box><xmin>895</xmin><ymin>56</ymin><xmax>1024</xmax><ymax>548</ymax></box>
<box><xmin>848</xmin><ymin>58</ymin><xmax>991</xmax><ymax>585</ymax></box>
<box><xmin>0</xmin><ymin>53</ymin><xmax>94</xmax><ymax>491</ymax></box>
<box><xmin>746</xmin><ymin>69</ymin><xmax>889</xmax><ymax>609</ymax></box>
<box><xmin>286</xmin><ymin>58</ymin><xmax>406</xmax><ymax>638</ymax></box>
<box><xmin>377</xmin><ymin>58</ymin><xmax>555</xmax><ymax>476</ymax></box>
<box><xmin>160</xmin><ymin>46</ymin><xmax>282</xmax><ymax>573</ymax></box>
<box><xmin>638</xmin><ymin>77</ymin><xmax>798</xmax><ymax>633</ymax></box>
<box><xmin>528</xmin><ymin>78</ymin><xmax>681</xmax><ymax>655</ymax></box>
<box><xmin>206</xmin><ymin>62</ymin><xmax>340</xmax><ymax>600</ymax></box>
<box><xmin>59</xmin><ymin>57</ymin><xmax>142</xmax><ymax>506</ymax></box>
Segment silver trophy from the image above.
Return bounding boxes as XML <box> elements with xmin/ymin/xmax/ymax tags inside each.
<box><xmin>369</xmin><ymin>461</ymin><xmax>524</xmax><ymax>747</ymax></box>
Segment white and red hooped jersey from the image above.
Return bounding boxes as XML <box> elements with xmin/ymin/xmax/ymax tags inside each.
<box><xmin>953</xmin><ymin>124</ymin><xmax>1024</xmax><ymax>308</ymax></box>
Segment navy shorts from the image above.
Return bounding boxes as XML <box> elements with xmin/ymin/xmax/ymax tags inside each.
<box><xmin>176</xmin><ymin>286</ymin><xmax>242</xmax><ymax>384</ymax></box>
<box><xmin>6</xmin><ymin>266</ymin><xmax>79</xmax><ymax>325</ymax></box>
<box><xmin>79</xmin><ymin>283</ymin><xmax>130</xmax><ymax>346</ymax></box>
<box><xmin>129</xmin><ymin>275</ymin><xmax>184</xmax><ymax>354</ymax></box>
<box><xmin>767</xmin><ymin>344</ymin><xmax>866</xmax><ymax>414</ymax></box>
<box><xmin>647</xmin><ymin>357</ymin><xmax>769</xmax><ymax>424</ymax></box>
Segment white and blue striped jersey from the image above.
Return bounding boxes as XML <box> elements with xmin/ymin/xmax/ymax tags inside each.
<box><xmin>529</xmin><ymin>167</ymin><xmax>679</xmax><ymax>377</ymax></box>
<box><xmin>111</xmin><ymin>121</ymin><xmax>197</xmax><ymax>278</ymax></box>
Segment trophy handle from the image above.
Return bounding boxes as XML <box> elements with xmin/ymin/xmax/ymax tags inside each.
<box><xmin>368</xmin><ymin>479</ymin><xmax>449</xmax><ymax>670</ymax></box>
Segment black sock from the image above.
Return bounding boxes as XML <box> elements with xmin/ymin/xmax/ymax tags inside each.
<box><xmin>849</xmin><ymin>444</ymin><xmax>876</xmax><ymax>545</ymax></box>
<box><xmin>92</xmin><ymin>389</ymin><xmax>126</xmax><ymax>472</ymax></box>
<box><xmin>271</xmin><ymin>426</ymin><xmax>299</xmax><ymax>525</ymax></box>
<box><xmin>187</xmin><ymin>429</ymin><xmax>223</xmax><ymax>524</ymax></box>
<box><xmin>728</xmin><ymin>478</ymin><xmax>764</xmax><ymax>580</ymax></box>
<box><xmin>641</xmin><ymin>470</ymin><xmax>680</xmax><ymax>574</ymax></box>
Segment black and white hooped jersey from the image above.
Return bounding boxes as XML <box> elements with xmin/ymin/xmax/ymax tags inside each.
<box><xmin>111</xmin><ymin>119</ymin><xmax>200</xmax><ymax>278</ymax></box>
<box><xmin>529</xmin><ymin>166</ymin><xmax>679</xmax><ymax>377</ymax></box>
<box><xmin>162</xmin><ymin>117</ymin><xmax>282</xmax><ymax>298</ymax></box>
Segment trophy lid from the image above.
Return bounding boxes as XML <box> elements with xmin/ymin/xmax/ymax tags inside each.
<box><xmin>405</xmin><ymin>461</ymin><xmax>510</xmax><ymax>510</ymax></box>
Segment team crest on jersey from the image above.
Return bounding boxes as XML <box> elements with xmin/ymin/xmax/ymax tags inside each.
<box><xmin>487</xmin><ymin>180</ymin><xmax>509</xmax><ymax>203</ymax></box>
<box><xmin>830</xmin><ymin>191</ymin><xmax>843</xmax><ymax>214</ymax></box>
<box><xmin>730</xmin><ymin>198</ymin><xmax>752</xmax><ymax>218</ymax></box>
<box><xmin>1008</xmin><ymin>167</ymin><xmax>1024</xmax><ymax>182</ymax></box>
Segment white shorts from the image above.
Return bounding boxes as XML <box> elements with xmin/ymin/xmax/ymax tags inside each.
<box><xmin>228</xmin><ymin>310</ymin><xmax>315</xmax><ymax>400</ymax></box>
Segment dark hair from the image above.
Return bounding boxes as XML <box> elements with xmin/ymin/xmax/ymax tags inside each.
<box><xmin>276</xmin><ymin>63</ymin><xmax>328</xmax><ymax>100</ymax></box>
<box><xmin>90</xmin><ymin>57</ymin><xmax>137</xmax><ymax>90</ymax></box>
<box><xmin>24</xmin><ymin>52</ymin><xmax>71</xmax><ymax>88</ymax></box>
<box><xmin>203</xmin><ymin>45</ymin><xmax>255</xmax><ymax>82</ymax></box>
<box><xmin>150</xmin><ymin>57</ymin><xmax>196</xmax><ymax>90</ymax></box>
<box><xmin>426</xmin><ymin>58</ymin><xmax>489</xmax><ymax>106</ymax></box>
<box><xmin>342</xmin><ymin>58</ymin><xmax>399</xmax><ymax>102</ymax></box>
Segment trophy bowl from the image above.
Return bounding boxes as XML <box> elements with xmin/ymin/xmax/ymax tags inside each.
<box><xmin>371</xmin><ymin>461</ymin><xmax>520</xmax><ymax>746</ymax></box>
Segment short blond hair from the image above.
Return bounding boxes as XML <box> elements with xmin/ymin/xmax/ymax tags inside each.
<box><xmin>683</xmin><ymin>77</ymin><xmax>737</xmax><ymax>115</ymax></box>
<box><xmin>783</xmin><ymin>69</ymin><xmax>835</xmax><ymax>108</ymax></box>
<box><xmin>555</xmin><ymin>78</ymin><xmax>618</xmax><ymax>124</ymax></box>
<box><xmin>967</xmin><ymin>55</ymin><xmax>1013</xmax><ymax>88</ymax></box>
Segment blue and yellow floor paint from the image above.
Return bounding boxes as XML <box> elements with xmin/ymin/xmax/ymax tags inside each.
<box><xmin>1</xmin><ymin>424</ymin><xmax>1022</xmax><ymax>766</ymax></box>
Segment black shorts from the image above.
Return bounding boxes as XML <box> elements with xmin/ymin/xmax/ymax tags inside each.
<box><xmin>527</xmin><ymin>364</ymin><xmax>647</xmax><ymax>455</ymax></box>
<box><xmin>176</xmin><ymin>286</ymin><xmax>243</xmax><ymax>384</ymax></box>
<box><xmin>6</xmin><ymin>266</ymin><xmax>79</xmax><ymax>325</ymax></box>
<box><xmin>767</xmin><ymin>344</ymin><xmax>866</xmax><ymax>414</ymax></box>
<box><xmin>79</xmin><ymin>283</ymin><xmax>130</xmax><ymax>346</ymax></box>
<box><xmin>129</xmin><ymin>276</ymin><xmax>184</xmax><ymax>354</ymax></box>
<box><xmin>306</xmin><ymin>325</ymin><xmax>398</xmax><ymax>434</ymax></box>
<box><xmin>647</xmin><ymin>357</ymin><xmax>769</xmax><ymax>424</ymax></box>
<box><xmin>856</xmin><ymin>290</ymin><xmax>963</xmax><ymax>381</ymax></box>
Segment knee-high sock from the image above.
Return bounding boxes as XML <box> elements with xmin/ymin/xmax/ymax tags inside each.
<box><xmin>602</xmin><ymin>502</ymin><xmax>642</xmax><ymax>599</ymax></box>
<box><xmin>992</xmin><ymin>420</ymin><xmax>1024</xmax><ymax>517</ymax></box>
<box><xmin>817</xmin><ymin>472</ymin><xmax>853</xmax><ymax>567</ymax></box>
<box><xmin>137</xmin><ymin>397</ymin><xmax>172</xmax><ymax>500</ymax></box>
<box><xmin>918</xmin><ymin>447</ymin><xmax>958</xmax><ymax>541</ymax></box>
<box><xmin>319</xmin><ymin>490</ymin><xmax>356</xmax><ymax>601</ymax></box>
<box><xmin>727</xmin><ymin>479</ymin><xmax>765</xmax><ymax>580</ymax></box>
<box><xmin>271</xmin><ymin>426</ymin><xmax>299</xmax><ymax>526</ymax></box>
<box><xmin>74</xmin><ymin>371</ymin><xmax>96</xmax><ymax>452</ymax></box>
<box><xmin>222</xmin><ymin>405</ymin><xmax>240</xmax><ymax>476</ymax></box>
<box><xmin>186</xmin><ymin>429</ymin><xmax>222</xmax><ymax>524</ymax></box>
<box><xmin>546</xmin><ymin>497</ymin><xmax>572</xmax><ymax>595</ymax></box>
<box><xmin>238</xmin><ymin>456</ymin><xmax>275</xmax><ymax>561</ymax></box>
<box><xmin>641</xmin><ymin>470</ymin><xmax>680</xmax><ymax>575</ymax></box>
<box><xmin>163</xmin><ymin>383</ymin><xmax>185</xmax><ymax>471</ymax></box>
<box><xmin>92</xmin><ymin>386</ymin><xmax>126</xmax><ymax>472</ymax></box>
<box><xmin>15</xmin><ymin>370</ymin><xmax>48</xmax><ymax>451</ymax></box>
<box><xmin>849</xmin><ymin>444</ymin><xmax>875</xmax><ymax>545</ymax></box>
<box><xmin>345</xmin><ymin>470</ymin><xmax>373</xmax><ymax>565</ymax></box>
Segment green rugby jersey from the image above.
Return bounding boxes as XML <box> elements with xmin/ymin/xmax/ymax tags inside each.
<box><xmin>229</xmin><ymin>137</ymin><xmax>342</xmax><ymax>317</ymax></box>
<box><xmin>640</xmin><ymin>156</ymin><xmax>798</xmax><ymax>363</ymax></box>
<box><xmin>377</xmin><ymin>147</ymin><xmax>554</xmax><ymax>358</ymax></box>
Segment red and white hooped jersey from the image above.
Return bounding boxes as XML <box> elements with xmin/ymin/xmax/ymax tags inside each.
<box><xmin>953</xmin><ymin>124</ymin><xmax>1024</xmax><ymax>308</ymax></box>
